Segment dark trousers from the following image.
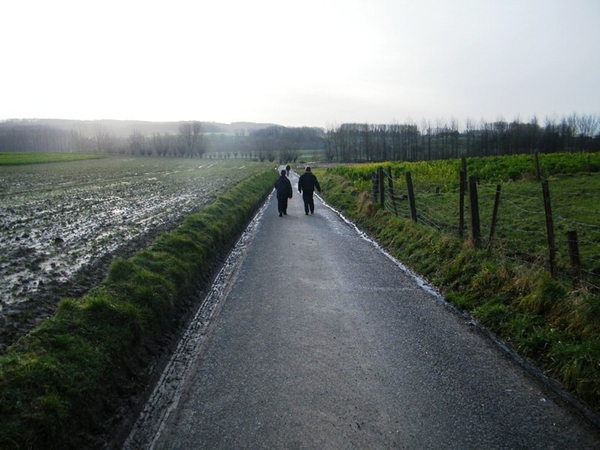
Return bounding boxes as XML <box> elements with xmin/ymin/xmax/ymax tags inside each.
<box><xmin>302</xmin><ymin>193</ymin><xmax>314</xmax><ymax>214</ymax></box>
<box><xmin>277</xmin><ymin>197</ymin><xmax>289</xmax><ymax>214</ymax></box>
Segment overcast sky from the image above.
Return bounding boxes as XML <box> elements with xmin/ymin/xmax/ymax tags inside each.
<box><xmin>2</xmin><ymin>0</ymin><xmax>599</xmax><ymax>128</ymax></box>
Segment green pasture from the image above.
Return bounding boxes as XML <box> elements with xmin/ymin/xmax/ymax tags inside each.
<box><xmin>325</xmin><ymin>153</ymin><xmax>600</xmax><ymax>274</ymax></box>
<box><xmin>0</xmin><ymin>152</ymin><xmax>106</xmax><ymax>165</ymax></box>
<box><xmin>334</xmin><ymin>152</ymin><xmax>600</xmax><ymax>191</ymax></box>
<box><xmin>316</xmin><ymin>151</ymin><xmax>600</xmax><ymax>414</ymax></box>
<box><xmin>296</xmin><ymin>148</ymin><xmax>325</xmax><ymax>163</ymax></box>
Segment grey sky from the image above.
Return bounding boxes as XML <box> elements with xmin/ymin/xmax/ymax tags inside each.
<box><xmin>2</xmin><ymin>0</ymin><xmax>598</xmax><ymax>128</ymax></box>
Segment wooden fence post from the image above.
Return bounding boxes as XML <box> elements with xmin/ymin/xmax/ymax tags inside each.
<box><xmin>487</xmin><ymin>184</ymin><xmax>502</xmax><ymax>250</ymax></box>
<box><xmin>406</xmin><ymin>172</ymin><xmax>417</xmax><ymax>222</ymax></box>
<box><xmin>469</xmin><ymin>176</ymin><xmax>481</xmax><ymax>248</ymax></box>
<box><xmin>542</xmin><ymin>180</ymin><xmax>557</xmax><ymax>278</ymax></box>
<box><xmin>534</xmin><ymin>151</ymin><xmax>541</xmax><ymax>182</ymax></box>
<box><xmin>566</xmin><ymin>230</ymin><xmax>581</xmax><ymax>286</ymax></box>
<box><xmin>459</xmin><ymin>170</ymin><xmax>466</xmax><ymax>238</ymax></box>
<box><xmin>378</xmin><ymin>166</ymin><xmax>385</xmax><ymax>207</ymax></box>
<box><xmin>387</xmin><ymin>166</ymin><xmax>398</xmax><ymax>216</ymax></box>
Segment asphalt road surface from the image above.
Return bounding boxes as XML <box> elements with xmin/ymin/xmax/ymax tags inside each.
<box><xmin>125</xmin><ymin>169</ymin><xmax>600</xmax><ymax>449</ymax></box>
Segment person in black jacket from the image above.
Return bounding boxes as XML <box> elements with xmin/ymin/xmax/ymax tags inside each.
<box><xmin>297</xmin><ymin>166</ymin><xmax>321</xmax><ymax>215</ymax></box>
<box><xmin>274</xmin><ymin>169</ymin><xmax>293</xmax><ymax>217</ymax></box>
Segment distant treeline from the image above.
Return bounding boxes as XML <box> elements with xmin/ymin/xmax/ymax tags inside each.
<box><xmin>325</xmin><ymin>114</ymin><xmax>600</xmax><ymax>162</ymax></box>
<box><xmin>1</xmin><ymin>114</ymin><xmax>599</xmax><ymax>162</ymax></box>
<box><xmin>0</xmin><ymin>119</ymin><xmax>324</xmax><ymax>162</ymax></box>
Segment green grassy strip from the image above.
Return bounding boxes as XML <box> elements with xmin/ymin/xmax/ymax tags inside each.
<box><xmin>0</xmin><ymin>169</ymin><xmax>277</xmax><ymax>449</ymax></box>
<box><xmin>0</xmin><ymin>152</ymin><xmax>107</xmax><ymax>165</ymax></box>
<box><xmin>316</xmin><ymin>164</ymin><xmax>600</xmax><ymax>414</ymax></box>
<box><xmin>329</xmin><ymin>152</ymin><xmax>600</xmax><ymax>191</ymax></box>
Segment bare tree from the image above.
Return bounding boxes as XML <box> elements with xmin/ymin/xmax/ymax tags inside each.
<box><xmin>129</xmin><ymin>130</ymin><xmax>146</xmax><ymax>155</ymax></box>
<box><xmin>92</xmin><ymin>124</ymin><xmax>115</xmax><ymax>153</ymax></box>
<box><xmin>449</xmin><ymin>117</ymin><xmax>459</xmax><ymax>158</ymax></box>
<box><xmin>178</xmin><ymin>121</ymin><xmax>204</xmax><ymax>157</ymax></box>
<box><xmin>464</xmin><ymin>117</ymin><xmax>475</xmax><ymax>157</ymax></box>
<box><xmin>577</xmin><ymin>113</ymin><xmax>600</xmax><ymax>151</ymax></box>
<box><xmin>68</xmin><ymin>129</ymin><xmax>89</xmax><ymax>153</ymax></box>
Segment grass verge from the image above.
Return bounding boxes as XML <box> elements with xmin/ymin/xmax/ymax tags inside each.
<box><xmin>0</xmin><ymin>169</ymin><xmax>277</xmax><ymax>449</ymax></box>
<box><xmin>316</xmin><ymin>167</ymin><xmax>600</xmax><ymax>415</ymax></box>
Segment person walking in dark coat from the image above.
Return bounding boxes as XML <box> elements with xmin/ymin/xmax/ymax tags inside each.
<box><xmin>274</xmin><ymin>169</ymin><xmax>293</xmax><ymax>217</ymax></box>
<box><xmin>298</xmin><ymin>166</ymin><xmax>321</xmax><ymax>215</ymax></box>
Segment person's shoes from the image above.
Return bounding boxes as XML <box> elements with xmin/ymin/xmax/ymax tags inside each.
<box><xmin>279</xmin><ymin>212</ymin><xmax>283</xmax><ymax>217</ymax></box>
<box><xmin>311</xmin><ymin>211</ymin><xmax>314</xmax><ymax>214</ymax></box>
<box><xmin>305</xmin><ymin>212</ymin><xmax>308</xmax><ymax>215</ymax></box>
<box><xmin>284</xmin><ymin>212</ymin><xmax>287</xmax><ymax>215</ymax></box>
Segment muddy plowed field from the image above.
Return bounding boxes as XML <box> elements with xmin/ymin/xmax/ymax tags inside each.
<box><xmin>0</xmin><ymin>156</ymin><xmax>267</xmax><ymax>352</ymax></box>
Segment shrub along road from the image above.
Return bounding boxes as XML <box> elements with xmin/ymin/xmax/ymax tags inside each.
<box><xmin>125</xmin><ymin>170</ymin><xmax>600</xmax><ymax>449</ymax></box>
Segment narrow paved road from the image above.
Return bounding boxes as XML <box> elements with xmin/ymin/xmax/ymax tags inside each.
<box><xmin>126</xmin><ymin>169</ymin><xmax>600</xmax><ymax>449</ymax></box>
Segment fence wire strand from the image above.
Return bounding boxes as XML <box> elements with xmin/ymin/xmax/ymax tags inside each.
<box><xmin>374</xmin><ymin>169</ymin><xmax>600</xmax><ymax>290</ymax></box>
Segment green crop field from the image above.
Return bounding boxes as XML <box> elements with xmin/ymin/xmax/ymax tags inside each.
<box><xmin>327</xmin><ymin>152</ymin><xmax>600</xmax><ymax>285</ymax></box>
<box><xmin>0</xmin><ymin>152</ymin><xmax>106</xmax><ymax>165</ymax></box>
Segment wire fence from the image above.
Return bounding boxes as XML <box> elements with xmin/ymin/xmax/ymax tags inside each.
<box><xmin>372</xmin><ymin>166</ymin><xmax>600</xmax><ymax>291</ymax></box>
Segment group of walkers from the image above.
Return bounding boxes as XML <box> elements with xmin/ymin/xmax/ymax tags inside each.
<box><xmin>274</xmin><ymin>165</ymin><xmax>321</xmax><ymax>217</ymax></box>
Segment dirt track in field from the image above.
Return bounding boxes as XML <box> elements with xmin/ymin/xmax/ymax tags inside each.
<box><xmin>0</xmin><ymin>156</ymin><xmax>264</xmax><ymax>353</ymax></box>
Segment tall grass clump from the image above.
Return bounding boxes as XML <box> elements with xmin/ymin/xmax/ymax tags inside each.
<box><xmin>0</xmin><ymin>169</ymin><xmax>277</xmax><ymax>449</ymax></box>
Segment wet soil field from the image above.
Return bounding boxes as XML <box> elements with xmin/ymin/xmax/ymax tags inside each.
<box><xmin>0</xmin><ymin>156</ymin><xmax>266</xmax><ymax>353</ymax></box>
